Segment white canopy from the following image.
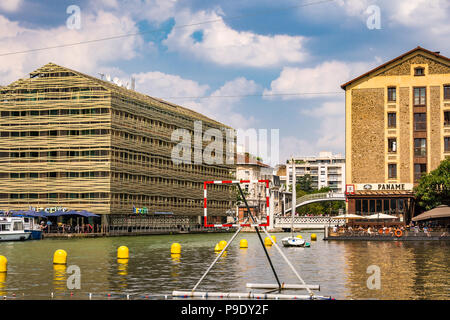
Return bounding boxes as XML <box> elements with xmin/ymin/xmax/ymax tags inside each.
<box><xmin>333</xmin><ymin>214</ymin><xmax>364</xmax><ymax>219</ymax></box>
<box><xmin>366</xmin><ymin>213</ymin><xmax>399</xmax><ymax>220</ymax></box>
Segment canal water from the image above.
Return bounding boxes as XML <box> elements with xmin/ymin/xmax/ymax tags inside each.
<box><xmin>0</xmin><ymin>231</ymin><xmax>449</xmax><ymax>300</ymax></box>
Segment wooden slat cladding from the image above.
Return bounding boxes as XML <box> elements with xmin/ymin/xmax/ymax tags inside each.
<box><xmin>0</xmin><ymin>63</ymin><xmax>235</xmax><ymax>216</ymax></box>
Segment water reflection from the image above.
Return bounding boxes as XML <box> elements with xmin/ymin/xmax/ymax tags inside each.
<box><xmin>1</xmin><ymin>233</ymin><xmax>448</xmax><ymax>299</ymax></box>
<box><xmin>0</xmin><ymin>272</ymin><xmax>6</xmax><ymax>297</ymax></box>
<box><xmin>117</xmin><ymin>259</ymin><xmax>128</xmax><ymax>290</ymax></box>
<box><xmin>53</xmin><ymin>264</ymin><xmax>66</xmax><ymax>293</ymax></box>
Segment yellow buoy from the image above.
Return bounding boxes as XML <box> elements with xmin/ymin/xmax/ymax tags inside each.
<box><xmin>53</xmin><ymin>249</ymin><xmax>67</xmax><ymax>265</ymax></box>
<box><xmin>264</xmin><ymin>237</ymin><xmax>273</xmax><ymax>246</ymax></box>
<box><xmin>239</xmin><ymin>239</ymin><xmax>248</xmax><ymax>248</ymax></box>
<box><xmin>311</xmin><ymin>233</ymin><xmax>317</xmax><ymax>241</ymax></box>
<box><xmin>0</xmin><ymin>256</ymin><xmax>7</xmax><ymax>273</ymax></box>
<box><xmin>271</xmin><ymin>235</ymin><xmax>277</xmax><ymax>243</ymax></box>
<box><xmin>171</xmin><ymin>243</ymin><xmax>181</xmax><ymax>254</ymax></box>
<box><xmin>296</xmin><ymin>235</ymin><xmax>302</xmax><ymax>239</ymax></box>
<box><xmin>117</xmin><ymin>246</ymin><xmax>129</xmax><ymax>259</ymax></box>
<box><xmin>218</xmin><ymin>240</ymin><xmax>227</xmax><ymax>250</ymax></box>
<box><xmin>214</xmin><ymin>243</ymin><xmax>221</xmax><ymax>252</ymax></box>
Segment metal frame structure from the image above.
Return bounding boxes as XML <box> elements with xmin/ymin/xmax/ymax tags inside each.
<box><xmin>173</xmin><ymin>181</ymin><xmax>332</xmax><ymax>300</ymax></box>
<box><xmin>203</xmin><ymin>179</ymin><xmax>270</xmax><ymax>228</ymax></box>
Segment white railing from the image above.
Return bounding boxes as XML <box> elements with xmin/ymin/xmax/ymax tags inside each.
<box><xmin>274</xmin><ymin>216</ymin><xmax>345</xmax><ymax>228</ymax></box>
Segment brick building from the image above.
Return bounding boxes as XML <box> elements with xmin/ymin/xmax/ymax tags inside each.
<box><xmin>341</xmin><ymin>47</ymin><xmax>450</xmax><ymax>223</ymax></box>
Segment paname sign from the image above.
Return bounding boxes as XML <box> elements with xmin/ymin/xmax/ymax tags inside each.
<box><xmin>355</xmin><ymin>183</ymin><xmax>413</xmax><ymax>191</ymax></box>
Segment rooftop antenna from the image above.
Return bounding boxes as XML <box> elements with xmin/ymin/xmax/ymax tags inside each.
<box><xmin>131</xmin><ymin>77</ymin><xmax>135</xmax><ymax>90</ymax></box>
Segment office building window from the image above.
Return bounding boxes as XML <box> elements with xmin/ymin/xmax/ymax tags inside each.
<box><xmin>388</xmin><ymin>164</ymin><xmax>397</xmax><ymax>179</ymax></box>
<box><xmin>387</xmin><ymin>87</ymin><xmax>396</xmax><ymax>102</ymax></box>
<box><xmin>387</xmin><ymin>113</ymin><xmax>396</xmax><ymax>128</ymax></box>
<box><xmin>414</xmin><ymin>87</ymin><xmax>426</xmax><ymax>106</ymax></box>
<box><xmin>414</xmin><ymin>138</ymin><xmax>426</xmax><ymax>157</ymax></box>
<box><xmin>414</xmin><ymin>113</ymin><xmax>426</xmax><ymax>131</ymax></box>
<box><xmin>388</xmin><ymin>138</ymin><xmax>397</xmax><ymax>153</ymax></box>
<box><xmin>414</xmin><ymin>164</ymin><xmax>427</xmax><ymax>182</ymax></box>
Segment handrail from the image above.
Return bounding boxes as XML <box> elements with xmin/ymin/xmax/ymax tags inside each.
<box><xmin>284</xmin><ymin>192</ymin><xmax>346</xmax><ymax>213</ymax></box>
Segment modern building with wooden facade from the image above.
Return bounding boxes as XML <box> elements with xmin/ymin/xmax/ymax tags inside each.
<box><xmin>0</xmin><ymin>63</ymin><xmax>235</xmax><ymax>230</ymax></box>
<box><xmin>341</xmin><ymin>47</ymin><xmax>450</xmax><ymax>223</ymax></box>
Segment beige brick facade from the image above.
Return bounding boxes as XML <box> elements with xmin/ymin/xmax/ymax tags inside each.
<box><xmin>342</xmin><ymin>47</ymin><xmax>450</xmax><ymax>222</ymax></box>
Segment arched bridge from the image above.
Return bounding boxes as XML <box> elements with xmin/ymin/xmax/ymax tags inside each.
<box><xmin>274</xmin><ymin>192</ymin><xmax>347</xmax><ymax>229</ymax></box>
<box><xmin>284</xmin><ymin>192</ymin><xmax>346</xmax><ymax>214</ymax></box>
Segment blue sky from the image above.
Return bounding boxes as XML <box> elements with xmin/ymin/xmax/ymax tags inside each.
<box><xmin>0</xmin><ymin>0</ymin><xmax>449</xmax><ymax>165</ymax></box>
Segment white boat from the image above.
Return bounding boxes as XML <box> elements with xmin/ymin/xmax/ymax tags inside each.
<box><xmin>282</xmin><ymin>158</ymin><xmax>305</xmax><ymax>248</ymax></box>
<box><xmin>23</xmin><ymin>216</ymin><xmax>43</xmax><ymax>240</ymax></box>
<box><xmin>282</xmin><ymin>236</ymin><xmax>306</xmax><ymax>247</ymax></box>
<box><xmin>0</xmin><ymin>217</ymin><xmax>32</xmax><ymax>241</ymax></box>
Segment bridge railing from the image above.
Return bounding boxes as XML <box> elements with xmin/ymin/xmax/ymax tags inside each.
<box><xmin>284</xmin><ymin>192</ymin><xmax>346</xmax><ymax>213</ymax></box>
<box><xmin>274</xmin><ymin>216</ymin><xmax>345</xmax><ymax>226</ymax></box>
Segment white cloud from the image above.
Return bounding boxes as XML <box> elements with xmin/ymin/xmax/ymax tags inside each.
<box><xmin>0</xmin><ymin>11</ymin><xmax>143</xmax><ymax>85</ymax></box>
<box><xmin>93</xmin><ymin>0</ymin><xmax>178</xmax><ymax>24</ymax></box>
<box><xmin>128</xmin><ymin>73</ymin><xmax>260</xmax><ymax>129</ymax></box>
<box><xmin>263</xmin><ymin>60</ymin><xmax>373</xmax><ymax>99</ymax></box>
<box><xmin>163</xmin><ymin>9</ymin><xmax>308</xmax><ymax>67</ymax></box>
<box><xmin>133</xmin><ymin>71</ymin><xmax>209</xmax><ymax>99</ymax></box>
<box><xmin>0</xmin><ymin>0</ymin><xmax>22</xmax><ymax>12</ymax></box>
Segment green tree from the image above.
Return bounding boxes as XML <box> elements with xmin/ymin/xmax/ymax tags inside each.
<box><xmin>414</xmin><ymin>158</ymin><xmax>450</xmax><ymax>210</ymax></box>
<box><xmin>297</xmin><ymin>174</ymin><xmax>314</xmax><ymax>193</ymax></box>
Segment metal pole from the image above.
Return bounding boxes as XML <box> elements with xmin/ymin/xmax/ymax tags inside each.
<box><xmin>291</xmin><ymin>157</ymin><xmax>296</xmax><ymax>236</ymax></box>
<box><xmin>260</xmin><ymin>227</ymin><xmax>314</xmax><ymax>296</ymax></box>
<box><xmin>237</xmin><ymin>184</ymin><xmax>282</xmax><ymax>291</ymax></box>
<box><xmin>191</xmin><ymin>225</ymin><xmax>243</xmax><ymax>292</ymax></box>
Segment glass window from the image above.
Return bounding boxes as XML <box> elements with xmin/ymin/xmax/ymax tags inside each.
<box><xmin>390</xmin><ymin>199</ymin><xmax>397</xmax><ymax>213</ymax></box>
<box><xmin>383</xmin><ymin>199</ymin><xmax>389</xmax><ymax>212</ymax></box>
<box><xmin>388</xmin><ymin>138</ymin><xmax>397</xmax><ymax>153</ymax></box>
<box><xmin>388</xmin><ymin>163</ymin><xmax>397</xmax><ymax>179</ymax></box>
<box><xmin>387</xmin><ymin>87</ymin><xmax>396</xmax><ymax>102</ymax></box>
<box><xmin>414</xmin><ymin>87</ymin><xmax>426</xmax><ymax>106</ymax></box>
<box><xmin>445</xmin><ymin>85</ymin><xmax>450</xmax><ymax>100</ymax></box>
<box><xmin>362</xmin><ymin>200</ymin><xmax>368</xmax><ymax>213</ymax></box>
<box><xmin>355</xmin><ymin>199</ymin><xmax>361</xmax><ymax>214</ymax></box>
<box><xmin>414</xmin><ymin>67</ymin><xmax>425</xmax><ymax>76</ymax></box>
<box><xmin>387</xmin><ymin>113</ymin><xmax>396</xmax><ymax>128</ymax></box>
<box><xmin>414</xmin><ymin>138</ymin><xmax>426</xmax><ymax>157</ymax></box>
<box><xmin>13</xmin><ymin>221</ymin><xmax>23</xmax><ymax>231</ymax></box>
<box><xmin>398</xmin><ymin>199</ymin><xmax>405</xmax><ymax>213</ymax></box>
<box><xmin>445</xmin><ymin>111</ymin><xmax>450</xmax><ymax>126</ymax></box>
<box><xmin>369</xmin><ymin>200</ymin><xmax>375</xmax><ymax>213</ymax></box>
<box><xmin>414</xmin><ymin>113</ymin><xmax>426</xmax><ymax>131</ymax></box>
<box><xmin>376</xmin><ymin>200</ymin><xmax>382</xmax><ymax>212</ymax></box>
<box><xmin>444</xmin><ymin>137</ymin><xmax>450</xmax><ymax>152</ymax></box>
<box><xmin>414</xmin><ymin>164</ymin><xmax>427</xmax><ymax>182</ymax></box>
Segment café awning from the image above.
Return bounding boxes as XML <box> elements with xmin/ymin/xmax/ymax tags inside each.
<box><xmin>333</xmin><ymin>214</ymin><xmax>365</xmax><ymax>219</ymax></box>
<box><xmin>366</xmin><ymin>213</ymin><xmax>399</xmax><ymax>220</ymax></box>
<box><xmin>412</xmin><ymin>205</ymin><xmax>450</xmax><ymax>222</ymax></box>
